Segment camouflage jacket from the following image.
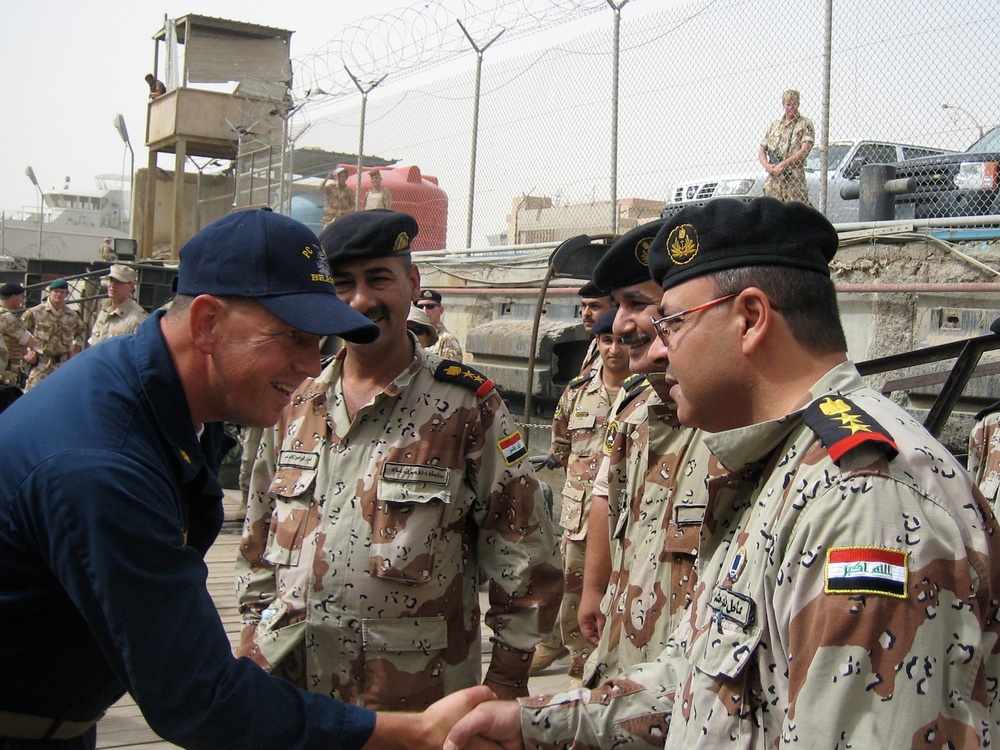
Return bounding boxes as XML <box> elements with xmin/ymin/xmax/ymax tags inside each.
<box><xmin>584</xmin><ymin>374</ymin><xmax>720</xmax><ymax>686</ymax></box>
<box><xmin>550</xmin><ymin>365</ymin><xmax>619</xmax><ymax>542</ymax></box>
<box><xmin>969</xmin><ymin>407</ymin><xmax>1000</xmax><ymax>512</ymax></box>
<box><xmin>88</xmin><ymin>298</ymin><xmax>148</xmax><ymax>346</ymax></box>
<box><xmin>0</xmin><ymin>310</ymin><xmax>31</xmax><ymax>384</ymax></box>
<box><xmin>519</xmin><ymin>362</ymin><xmax>1000</xmax><ymax>749</ymax></box>
<box><xmin>429</xmin><ymin>324</ymin><xmax>464</xmax><ymax>362</ymax></box>
<box><xmin>321</xmin><ymin>183</ymin><xmax>355</xmax><ymax>225</ymax></box>
<box><xmin>761</xmin><ymin>113</ymin><xmax>815</xmax><ymax>167</ymax></box>
<box><xmin>22</xmin><ymin>300</ymin><xmax>85</xmax><ymax>358</ymax></box>
<box><xmin>237</xmin><ymin>346</ymin><xmax>562</xmax><ymax>711</ymax></box>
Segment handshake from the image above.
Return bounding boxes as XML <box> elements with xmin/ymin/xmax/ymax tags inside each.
<box><xmin>382</xmin><ymin>686</ymin><xmax>524</xmax><ymax>750</ymax></box>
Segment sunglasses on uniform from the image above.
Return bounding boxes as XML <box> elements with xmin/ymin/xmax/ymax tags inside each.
<box><xmin>416</xmin><ymin>303</ymin><xmax>440</xmax><ymax>310</ymax></box>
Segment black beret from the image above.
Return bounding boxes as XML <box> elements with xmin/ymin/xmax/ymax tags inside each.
<box><xmin>0</xmin><ymin>282</ymin><xmax>25</xmax><ymax>298</ymax></box>
<box><xmin>578</xmin><ymin>280</ymin><xmax>607</xmax><ymax>298</ymax></box>
<box><xmin>990</xmin><ymin>317</ymin><xmax>1000</xmax><ymax>335</ymax></box>
<box><xmin>319</xmin><ymin>209</ymin><xmax>418</xmax><ymax>265</ymax></box>
<box><xmin>419</xmin><ymin>289</ymin><xmax>442</xmax><ymax>303</ymax></box>
<box><xmin>592</xmin><ymin>219</ymin><xmax>666</xmax><ymax>292</ymax></box>
<box><xmin>649</xmin><ymin>198</ymin><xmax>838</xmax><ymax>291</ymax></box>
<box><xmin>591</xmin><ymin>307</ymin><xmax>617</xmax><ymax>335</ymax></box>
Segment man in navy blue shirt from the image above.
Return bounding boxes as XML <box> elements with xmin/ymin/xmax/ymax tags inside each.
<box><xmin>0</xmin><ymin>209</ymin><xmax>495</xmax><ymax>749</ymax></box>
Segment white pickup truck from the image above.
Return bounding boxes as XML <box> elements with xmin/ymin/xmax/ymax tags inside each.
<box><xmin>660</xmin><ymin>140</ymin><xmax>955</xmax><ymax>224</ymax></box>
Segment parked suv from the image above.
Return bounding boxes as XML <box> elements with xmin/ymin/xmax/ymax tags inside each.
<box><xmin>660</xmin><ymin>140</ymin><xmax>954</xmax><ymax>223</ymax></box>
<box><xmin>893</xmin><ymin>126</ymin><xmax>1000</xmax><ymax>220</ymax></box>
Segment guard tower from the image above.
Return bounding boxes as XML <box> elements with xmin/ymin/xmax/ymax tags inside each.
<box><xmin>143</xmin><ymin>14</ymin><xmax>293</xmax><ymax>259</ymax></box>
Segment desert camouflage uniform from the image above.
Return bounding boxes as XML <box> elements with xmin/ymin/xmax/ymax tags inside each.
<box><xmin>761</xmin><ymin>113</ymin><xmax>815</xmax><ymax>204</ymax></box>
<box><xmin>0</xmin><ymin>310</ymin><xmax>31</xmax><ymax>387</ymax></box>
<box><xmin>22</xmin><ymin>299</ymin><xmax>85</xmax><ymax>391</ymax></box>
<box><xmin>429</xmin><ymin>324</ymin><xmax>464</xmax><ymax>362</ymax></box>
<box><xmin>88</xmin><ymin>297</ymin><xmax>149</xmax><ymax>346</ymax></box>
<box><xmin>578</xmin><ymin>338</ymin><xmax>600</xmax><ymax>375</ymax></box>
<box><xmin>584</xmin><ymin>374</ymin><xmax>720</xmax><ymax>687</ymax></box>
<box><xmin>321</xmin><ymin>183</ymin><xmax>356</xmax><ymax>227</ymax></box>
<box><xmin>968</xmin><ymin>405</ymin><xmax>1000</xmax><ymax>512</ymax></box>
<box><xmin>237</xmin><ymin>346</ymin><xmax>562</xmax><ymax>711</ymax></box>
<box><xmin>550</xmin><ymin>365</ymin><xmax>619</xmax><ymax>680</ymax></box>
<box><xmin>518</xmin><ymin>362</ymin><xmax>1000</xmax><ymax>749</ymax></box>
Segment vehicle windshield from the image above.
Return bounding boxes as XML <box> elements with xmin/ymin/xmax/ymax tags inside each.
<box><xmin>805</xmin><ymin>144</ymin><xmax>852</xmax><ymax>171</ymax></box>
<box><xmin>968</xmin><ymin>127</ymin><xmax>1000</xmax><ymax>154</ymax></box>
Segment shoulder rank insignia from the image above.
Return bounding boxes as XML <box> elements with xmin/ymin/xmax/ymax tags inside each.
<box><xmin>567</xmin><ymin>372</ymin><xmax>594</xmax><ymax>390</ymax></box>
<box><xmin>615</xmin><ymin>375</ymin><xmax>650</xmax><ymax>415</ymax></box>
<box><xmin>803</xmin><ymin>396</ymin><xmax>898</xmax><ymax>464</ymax></box>
<box><xmin>434</xmin><ymin>360</ymin><xmax>495</xmax><ymax>398</ymax></box>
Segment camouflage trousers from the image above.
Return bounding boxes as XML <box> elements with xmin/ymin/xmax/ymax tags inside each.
<box><xmin>558</xmin><ymin>537</ymin><xmax>589</xmax><ymax>680</ymax></box>
<box><xmin>763</xmin><ymin>167</ymin><xmax>811</xmax><ymax>204</ymax></box>
<box><xmin>24</xmin><ymin>353</ymin><xmax>69</xmax><ymax>391</ymax></box>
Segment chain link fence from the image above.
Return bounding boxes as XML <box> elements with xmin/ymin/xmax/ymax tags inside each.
<box><xmin>285</xmin><ymin>0</ymin><xmax>997</xmax><ymax>248</ymax></box>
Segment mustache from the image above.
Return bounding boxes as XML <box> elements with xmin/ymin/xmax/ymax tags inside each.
<box><xmin>620</xmin><ymin>331</ymin><xmax>650</xmax><ymax>347</ymax></box>
<box><xmin>362</xmin><ymin>304</ymin><xmax>390</xmax><ymax>322</ymax></box>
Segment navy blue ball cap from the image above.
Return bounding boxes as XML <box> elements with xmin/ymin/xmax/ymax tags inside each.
<box><xmin>592</xmin><ymin>220</ymin><xmax>667</xmax><ymax>293</ymax></box>
<box><xmin>175</xmin><ymin>208</ymin><xmax>379</xmax><ymax>342</ymax></box>
<box><xmin>320</xmin><ymin>209</ymin><xmax>418</xmax><ymax>265</ymax></box>
<box><xmin>591</xmin><ymin>307</ymin><xmax>617</xmax><ymax>335</ymax></box>
<box><xmin>649</xmin><ymin>198</ymin><xmax>838</xmax><ymax>291</ymax></box>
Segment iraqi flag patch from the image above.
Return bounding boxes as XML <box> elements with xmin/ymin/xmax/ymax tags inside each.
<box><xmin>497</xmin><ymin>432</ymin><xmax>528</xmax><ymax>466</ymax></box>
<box><xmin>825</xmin><ymin>547</ymin><xmax>908</xmax><ymax>598</ymax></box>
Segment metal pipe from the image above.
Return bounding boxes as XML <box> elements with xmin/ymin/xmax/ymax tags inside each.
<box><xmin>458</xmin><ymin>21</ymin><xmax>504</xmax><ymax>249</ymax></box>
<box><xmin>346</xmin><ymin>67</ymin><xmax>388</xmax><ymax>212</ymax></box>
<box><xmin>819</xmin><ymin>0</ymin><xmax>833</xmax><ymax>213</ymax></box>
<box><xmin>608</xmin><ymin>1</ymin><xmax>628</xmax><ymax>233</ymax></box>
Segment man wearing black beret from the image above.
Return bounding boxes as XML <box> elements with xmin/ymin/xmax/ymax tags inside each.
<box><xmin>238</xmin><ymin>209</ymin><xmax>561</xmax><ymax>711</ymax></box>
<box><xmin>444</xmin><ymin>197</ymin><xmax>1000</xmax><ymax>750</ymax></box>
<box><xmin>417</xmin><ymin>287</ymin><xmax>464</xmax><ymax>361</ymax></box>
<box><xmin>574</xmin><ymin>279</ymin><xmax>614</xmax><ymax>375</ymax></box>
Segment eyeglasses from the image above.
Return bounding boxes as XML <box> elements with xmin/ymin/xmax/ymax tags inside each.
<box><xmin>650</xmin><ymin>293</ymin><xmax>738</xmax><ymax>343</ymax></box>
<box><xmin>416</xmin><ymin>303</ymin><xmax>439</xmax><ymax>310</ymax></box>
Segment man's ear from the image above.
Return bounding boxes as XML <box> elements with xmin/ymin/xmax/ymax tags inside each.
<box><xmin>188</xmin><ymin>295</ymin><xmax>224</xmax><ymax>355</ymax></box>
<box><xmin>735</xmin><ymin>287</ymin><xmax>772</xmax><ymax>356</ymax></box>
<box><xmin>409</xmin><ymin>264</ymin><xmax>422</xmax><ymax>304</ymax></box>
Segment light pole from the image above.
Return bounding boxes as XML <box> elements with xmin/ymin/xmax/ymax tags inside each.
<box><xmin>24</xmin><ymin>166</ymin><xmax>43</xmax><ymax>260</ymax></box>
<box><xmin>345</xmin><ymin>67</ymin><xmax>387</xmax><ymax>211</ymax></box>
<box><xmin>113</xmin><ymin>114</ymin><xmax>135</xmax><ymax>233</ymax></box>
<box><xmin>942</xmin><ymin>103</ymin><xmax>985</xmax><ymax>139</ymax></box>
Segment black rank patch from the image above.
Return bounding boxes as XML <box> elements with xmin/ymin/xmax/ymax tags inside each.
<box><xmin>803</xmin><ymin>395</ymin><xmax>898</xmax><ymax>464</ymax></box>
<box><xmin>433</xmin><ymin>360</ymin><xmax>495</xmax><ymax>398</ymax></box>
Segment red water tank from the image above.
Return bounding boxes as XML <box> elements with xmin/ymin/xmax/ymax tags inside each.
<box><xmin>334</xmin><ymin>165</ymin><xmax>448</xmax><ymax>251</ymax></box>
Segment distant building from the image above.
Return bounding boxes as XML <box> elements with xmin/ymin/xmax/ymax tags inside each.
<box><xmin>506</xmin><ymin>196</ymin><xmax>662</xmax><ymax>245</ymax></box>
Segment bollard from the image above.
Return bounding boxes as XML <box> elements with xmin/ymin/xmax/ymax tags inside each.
<box><xmin>840</xmin><ymin>164</ymin><xmax>917</xmax><ymax>221</ymax></box>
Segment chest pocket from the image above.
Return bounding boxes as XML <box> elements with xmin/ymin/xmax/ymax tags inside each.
<box><xmin>370</xmin><ymin>471</ymin><xmax>452</xmax><ymax>585</ymax></box>
<box><xmin>682</xmin><ymin>594</ymin><xmax>765</xmax><ymax>747</ymax></box>
<box><xmin>263</xmin><ymin>466</ymin><xmax>318</xmax><ymax>567</ymax></box>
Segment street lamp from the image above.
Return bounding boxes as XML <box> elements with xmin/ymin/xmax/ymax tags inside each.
<box><xmin>188</xmin><ymin>157</ymin><xmax>221</xmax><ymax>230</ymax></box>
<box><xmin>113</xmin><ymin>114</ymin><xmax>134</xmax><ymax>233</ymax></box>
<box><xmin>24</xmin><ymin>166</ymin><xmax>43</xmax><ymax>260</ymax></box>
<box><xmin>942</xmin><ymin>103</ymin><xmax>985</xmax><ymax>139</ymax></box>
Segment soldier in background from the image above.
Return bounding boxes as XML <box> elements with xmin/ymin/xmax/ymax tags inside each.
<box><xmin>237</xmin><ymin>209</ymin><xmax>562</xmax><ymax>711</ymax></box>
<box><xmin>0</xmin><ymin>282</ymin><xmax>36</xmax><ymax>390</ymax></box>
<box><xmin>445</xmin><ymin>197</ymin><xmax>1000</xmax><ymax>750</ymax></box>
<box><xmin>758</xmin><ymin>88</ymin><xmax>815</xmax><ymax>204</ymax></box>
<box><xmin>540</xmin><ymin>307</ymin><xmax>629</xmax><ymax>687</ymax></box>
<box><xmin>88</xmin><ymin>265</ymin><xmax>149</xmax><ymax>346</ymax></box>
<box><xmin>99</xmin><ymin>236</ymin><xmax>117</xmax><ymax>262</ymax></box>
<box><xmin>417</xmin><ymin>288</ymin><xmax>464</xmax><ymax>362</ymax></box>
<box><xmin>319</xmin><ymin>167</ymin><xmax>355</xmax><ymax>229</ymax></box>
<box><xmin>22</xmin><ymin>278</ymin><xmax>85</xmax><ymax>391</ymax></box>
<box><xmin>576</xmin><ymin>280</ymin><xmax>614</xmax><ymax>374</ymax></box>
<box><xmin>576</xmin><ymin>220</ymin><xmax>719</xmax><ymax>689</ymax></box>
<box><xmin>967</xmin><ymin>318</ymin><xmax>1000</xmax><ymax>511</ymax></box>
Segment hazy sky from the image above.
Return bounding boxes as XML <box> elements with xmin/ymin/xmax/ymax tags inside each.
<box><xmin>1</xmin><ymin>0</ymin><xmax>592</xmax><ymax>214</ymax></box>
